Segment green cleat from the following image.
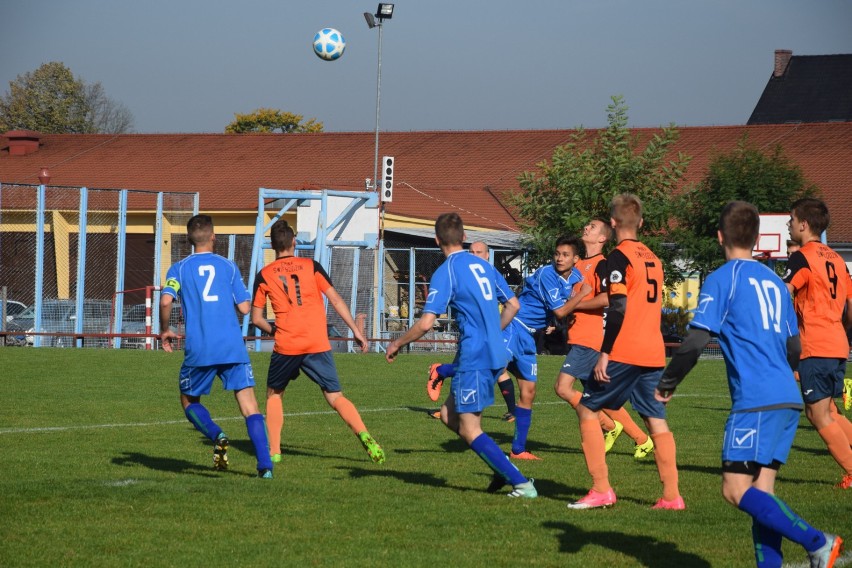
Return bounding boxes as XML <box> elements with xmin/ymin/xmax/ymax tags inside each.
<box><xmin>213</xmin><ymin>433</ymin><xmax>229</xmax><ymax>471</ymax></box>
<box><xmin>843</xmin><ymin>378</ymin><xmax>852</xmax><ymax>411</ymax></box>
<box><xmin>507</xmin><ymin>478</ymin><xmax>537</xmax><ymax>499</ymax></box>
<box><xmin>604</xmin><ymin>421</ymin><xmax>623</xmax><ymax>453</ymax></box>
<box><xmin>359</xmin><ymin>431</ymin><xmax>386</xmax><ymax>464</ymax></box>
<box><xmin>271</xmin><ymin>453</ymin><xmax>282</xmax><ymax>464</ymax></box>
<box><xmin>634</xmin><ymin>436</ymin><xmax>655</xmax><ymax>460</ymax></box>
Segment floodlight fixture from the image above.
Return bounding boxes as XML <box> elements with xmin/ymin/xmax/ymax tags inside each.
<box><xmin>364</xmin><ymin>12</ymin><xmax>377</xmax><ymax>29</ymax></box>
<box><xmin>376</xmin><ymin>3</ymin><xmax>394</xmax><ymax>20</ymax></box>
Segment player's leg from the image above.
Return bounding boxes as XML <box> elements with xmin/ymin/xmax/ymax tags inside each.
<box><xmin>265</xmin><ymin>353</ymin><xmax>300</xmax><ymax>463</ymax></box>
<box><xmin>802</xmin><ymin>358</ymin><xmax>852</xmax><ymax>484</ymax></box>
<box><xmin>603</xmin><ymin>406</ymin><xmax>653</xmax><ymax>457</ymax></box>
<box><xmin>828</xmin><ymin>402</ymin><xmax>852</xmax><ymax>448</ymax></box>
<box><xmin>179</xmin><ymin>365</ymin><xmax>229</xmax><ymax>469</ymax></box>
<box><xmin>508</xmin><ymin>331</ymin><xmax>540</xmax><ymax>459</ymax></box>
<box><xmin>223</xmin><ymin>363</ymin><xmax>273</xmax><ymax>476</ymax></box>
<box><xmin>568</xmin><ymin>402</ymin><xmax>616</xmax><ymax>509</ymax></box>
<box><xmin>427</xmin><ymin>362</ymin><xmax>456</xmax><ymax>402</ymax></box>
<box><xmin>496</xmin><ymin>370</ymin><xmax>516</xmax><ymax>421</ymax></box>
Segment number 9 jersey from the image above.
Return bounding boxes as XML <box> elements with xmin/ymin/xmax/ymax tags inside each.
<box><xmin>784</xmin><ymin>241</ymin><xmax>852</xmax><ymax>360</ymax></box>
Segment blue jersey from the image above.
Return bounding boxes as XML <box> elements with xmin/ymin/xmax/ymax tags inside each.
<box><xmin>689</xmin><ymin>259</ymin><xmax>802</xmax><ymax>412</ymax></box>
<box><xmin>423</xmin><ymin>250</ymin><xmax>513</xmax><ymax>372</ymax></box>
<box><xmin>162</xmin><ymin>252</ymin><xmax>251</xmax><ymax>367</ymax></box>
<box><xmin>515</xmin><ymin>264</ymin><xmax>583</xmax><ymax>330</ymax></box>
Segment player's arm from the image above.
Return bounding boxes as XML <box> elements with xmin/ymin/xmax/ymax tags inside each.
<box><xmin>386</xmin><ymin>312</ymin><xmax>437</xmax><ymax>362</ymax></box>
<box><xmin>250</xmin><ymin>305</ymin><xmax>275</xmax><ymax>336</ymax></box>
<box><xmin>656</xmin><ymin>328</ymin><xmax>712</xmax><ymax>400</ymax></box>
<box><xmin>574</xmin><ymin>291</ymin><xmax>608</xmax><ymax>312</ymax></box>
<box><xmin>500</xmin><ymin>296</ymin><xmax>519</xmax><ymax>330</ymax></box>
<box><xmin>159</xmin><ymin>290</ymin><xmax>177</xmax><ymax>352</ymax></box>
<box><xmin>787</xmin><ymin>334</ymin><xmax>802</xmax><ymax>371</ymax></box>
<box><xmin>325</xmin><ymin>285</ymin><xmax>369</xmax><ymax>353</ymax></box>
<box><xmin>552</xmin><ymin>281</ymin><xmax>593</xmax><ymax>319</ymax></box>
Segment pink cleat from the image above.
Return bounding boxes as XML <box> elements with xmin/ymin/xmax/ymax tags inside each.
<box><xmin>651</xmin><ymin>496</ymin><xmax>686</xmax><ymax>510</ymax></box>
<box><xmin>509</xmin><ymin>451</ymin><xmax>541</xmax><ymax>461</ymax></box>
<box><xmin>567</xmin><ymin>488</ymin><xmax>617</xmax><ymax>509</ymax></box>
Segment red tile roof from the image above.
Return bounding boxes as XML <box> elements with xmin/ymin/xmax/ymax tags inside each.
<box><xmin>2</xmin><ymin>123</ymin><xmax>851</xmax><ymax>240</ymax></box>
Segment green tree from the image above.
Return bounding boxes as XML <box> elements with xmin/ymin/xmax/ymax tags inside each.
<box><xmin>225</xmin><ymin>108</ymin><xmax>323</xmax><ymax>133</ymax></box>
<box><xmin>0</xmin><ymin>62</ymin><xmax>133</xmax><ymax>134</ymax></box>
<box><xmin>673</xmin><ymin>136</ymin><xmax>817</xmax><ymax>281</ymax></box>
<box><xmin>512</xmin><ymin>96</ymin><xmax>692</xmax><ymax>285</ymax></box>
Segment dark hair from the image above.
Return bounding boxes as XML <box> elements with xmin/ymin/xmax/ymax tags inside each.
<box><xmin>186</xmin><ymin>214</ymin><xmax>214</xmax><ymax>246</ymax></box>
<box><xmin>592</xmin><ymin>217</ymin><xmax>613</xmax><ymax>240</ymax></box>
<box><xmin>791</xmin><ymin>197</ymin><xmax>830</xmax><ymax>235</ymax></box>
<box><xmin>719</xmin><ymin>201</ymin><xmax>759</xmax><ymax>249</ymax></box>
<box><xmin>270</xmin><ymin>218</ymin><xmax>296</xmax><ymax>253</ymax></box>
<box><xmin>610</xmin><ymin>194</ymin><xmax>642</xmax><ymax>229</ymax></box>
<box><xmin>435</xmin><ymin>212</ymin><xmax>464</xmax><ymax>246</ymax></box>
<box><xmin>555</xmin><ymin>235</ymin><xmax>583</xmax><ymax>258</ymax></box>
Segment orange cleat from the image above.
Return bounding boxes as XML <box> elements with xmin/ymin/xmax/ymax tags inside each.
<box><xmin>426</xmin><ymin>363</ymin><xmax>443</xmax><ymax>402</ymax></box>
<box><xmin>509</xmin><ymin>451</ymin><xmax>541</xmax><ymax>460</ymax></box>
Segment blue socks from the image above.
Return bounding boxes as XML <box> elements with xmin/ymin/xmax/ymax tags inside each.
<box><xmin>246</xmin><ymin>413</ymin><xmax>273</xmax><ymax>471</ymax></box>
<box><xmin>752</xmin><ymin>519</ymin><xmax>783</xmax><ymax>568</ymax></box>
<box><xmin>437</xmin><ymin>364</ymin><xmax>456</xmax><ymax>378</ymax></box>
<box><xmin>184</xmin><ymin>403</ymin><xmax>222</xmax><ymax>441</ymax></box>
<box><xmin>470</xmin><ymin>433</ymin><xmax>526</xmax><ymax>486</ymax></box>
<box><xmin>511</xmin><ymin>407</ymin><xmax>532</xmax><ymax>454</ymax></box>
<box><xmin>738</xmin><ymin>487</ymin><xmax>825</xmax><ymax>553</ymax></box>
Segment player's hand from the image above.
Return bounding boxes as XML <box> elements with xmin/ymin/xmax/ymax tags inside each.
<box><xmin>353</xmin><ymin>332</ymin><xmax>369</xmax><ymax>353</ymax></box>
<box><xmin>655</xmin><ymin>387</ymin><xmax>674</xmax><ymax>403</ymax></box>
<box><xmin>385</xmin><ymin>340</ymin><xmax>399</xmax><ymax>363</ymax></box>
<box><xmin>593</xmin><ymin>353</ymin><xmax>610</xmax><ymax>383</ymax></box>
<box><xmin>160</xmin><ymin>330</ymin><xmax>179</xmax><ymax>353</ymax></box>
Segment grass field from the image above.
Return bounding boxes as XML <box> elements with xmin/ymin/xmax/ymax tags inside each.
<box><xmin>1</xmin><ymin>348</ymin><xmax>850</xmax><ymax>567</ymax></box>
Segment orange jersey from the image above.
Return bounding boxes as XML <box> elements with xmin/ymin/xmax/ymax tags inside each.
<box><xmin>568</xmin><ymin>253</ymin><xmax>607</xmax><ymax>350</ymax></box>
<box><xmin>252</xmin><ymin>256</ymin><xmax>333</xmax><ymax>355</ymax></box>
<box><xmin>784</xmin><ymin>241</ymin><xmax>852</xmax><ymax>359</ymax></box>
<box><xmin>601</xmin><ymin>240</ymin><xmax>666</xmax><ymax>367</ymax></box>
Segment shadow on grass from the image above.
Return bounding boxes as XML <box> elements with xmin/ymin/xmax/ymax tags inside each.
<box><xmin>543</xmin><ymin>521</ymin><xmax>711</xmax><ymax>567</ymax></box>
<box><xmin>342</xmin><ymin>466</ymin><xmax>449</xmax><ymax>488</ymax></box>
<box><xmin>111</xmin><ymin>452</ymin><xmax>232</xmax><ymax>477</ymax></box>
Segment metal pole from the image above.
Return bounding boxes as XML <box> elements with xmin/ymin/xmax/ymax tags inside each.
<box><xmin>372</xmin><ymin>21</ymin><xmax>383</xmax><ymax>191</ymax></box>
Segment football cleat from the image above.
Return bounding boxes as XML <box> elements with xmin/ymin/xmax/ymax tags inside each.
<box><xmin>843</xmin><ymin>378</ymin><xmax>852</xmax><ymax>411</ymax></box>
<box><xmin>213</xmin><ymin>433</ymin><xmax>229</xmax><ymax>471</ymax></box>
<box><xmin>429</xmin><ymin>410</ymin><xmax>442</xmax><ymax>420</ymax></box>
<box><xmin>510</xmin><ymin>451</ymin><xmax>541</xmax><ymax>461</ymax></box>
<box><xmin>501</xmin><ymin>412</ymin><xmax>516</xmax><ymax>423</ymax></box>
<box><xmin>835</xmin><ymin>474</ymin><xmax>852</xmax><ymax>489</ymax></box>
<box><xmin>567</xmin><ymin>488</ymin><xmax>617</xmax><ymax>509</ymax></box>
<box><xmin>258</xmin><ymin>469</ymin><xmax>273</xmax><ymax>479</ymax></box>
<box><xmin>807</xmin><ymin>533</ymin><xmax>844</xmax><ymax>568</ymax></box>
<box><xmin>426</xmin><ymin>363</ymin><xmax>444</xmax><ymax>402</ymax></box>
<box><xmin>270</xmin><ymin>453</ymin><xmax>282</xmax><ymax>464</ymax></box>
<box><xmin>634</xmin><ymin>436</ymin><xmax>655</xmax><ymax>460</ymax></box>
<box><xmin>651</xmin><ymin>496</ymin><xmax>686</xmax><ymax>510</ymax></box>
<box><xmin>358</xmin><ymin>431</ymin><xmax>386</xmax><ymax>464</ymax></box>
<box><xmin>507</xmin><ymin>478</ymin><xmax>537</xmax><ymax>498</ymax></box>
<box><xmin>603</xmin><ymin>420</ymin><xmax>624</xmax><ymax>453</ymax></box>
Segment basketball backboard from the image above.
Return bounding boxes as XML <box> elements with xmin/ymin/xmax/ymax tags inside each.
<box><xmin>756</xmin><ymin>213</ymin><xmax>791</xmax><ymax>260</ymax></box>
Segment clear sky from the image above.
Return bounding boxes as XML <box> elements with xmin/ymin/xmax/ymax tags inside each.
<box><xmin>1</xmin><ymin>0</ymin><xmax>850</xmax><ymax>134</ymax></box>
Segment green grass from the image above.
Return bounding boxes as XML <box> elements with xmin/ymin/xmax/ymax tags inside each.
<box><xmin>0</xmin><ymin>349</ymin><xmax>849</xmax><ymax>567</ymax></box>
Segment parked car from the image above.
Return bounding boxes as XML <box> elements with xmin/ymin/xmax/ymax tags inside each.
<box><xmin>7</xmin><ymin>299</ymin><xmax>113</xmax><ymax>347</ymax></box>
<box><xmin>3</xmin><ymin>300</ymin><xmax>28</xmax><ymax>323</ymax></box>
<box><xmin>120</xmin><ymin>303</ymin><xmax>183</xmax><ymax>349</ymax></box>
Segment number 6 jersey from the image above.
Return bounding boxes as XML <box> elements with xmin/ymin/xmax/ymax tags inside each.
<box><xmin>784</xmin><ymin>241</ymin><xmax>852</xmax><ymax>360</ymax></box>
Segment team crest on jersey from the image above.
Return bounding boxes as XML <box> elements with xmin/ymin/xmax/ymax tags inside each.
<box><xmin>548</xmin><ymin>287</ymin><xmax>561</xmax><ymax>301</ymax></box>
<box><xmin>695</xmin><ymin>293</ymin><xmax>714</xmax><ymax>314</ymax></box>
<box><xmin>609</xmin><ymin>270</ymin><xmax>623</xmax><ymax>284</ymax></box>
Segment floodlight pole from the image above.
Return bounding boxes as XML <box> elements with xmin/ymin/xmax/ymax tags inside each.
<box><xmin>371</xmin><ymin>19</ymin><xmax>384</xmax><ymax>192</ymax></box>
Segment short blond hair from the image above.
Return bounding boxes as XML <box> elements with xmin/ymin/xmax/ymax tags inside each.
<box><xmin>610</xmin><ymin>193</ymin><xmax>642</xmax><ymax>229</ymax></box>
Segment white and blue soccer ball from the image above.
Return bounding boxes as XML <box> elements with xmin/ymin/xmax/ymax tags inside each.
<box><xmin>313</xmin><ymin>28</ymin><xmax>346</xmax><ymax>61</ymax></box>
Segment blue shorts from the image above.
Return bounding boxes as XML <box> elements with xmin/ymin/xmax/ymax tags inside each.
<box><xmin>722</xmin><ymin>408</ymin><xmax>800</xmax><ymax>466</ymax></box>
<box><xmin>504</xmin><ymin>321</ymin><xmax>537</xmax><ymax>382</ymax></box>
<box><xmin>561</xmin><ymin>344</ymin><xmax>598</xmax><ymax>385</ymax></box>
<box><xmin>267</xmin><ymin>351</ymin><xmax>342</xmax><ymax>392</ymax></box>
<box><xmin>798</xmin><ymin>357</ymin><xmax>845</xmax><ymax>403</ymax></box>
<box><xmin>580</xmin><ymin>361</ymin><xmax>666</xmax><ymax>419</ymax></box>
<box><xmin>451</xmin><ymin>369</ymin><xmax>499</xmax><ymax>414</ymax></box>
<box><xmin>179</xmin><ymin>362</ymin><xmax>255</xmax><ymax>397</ymax></box>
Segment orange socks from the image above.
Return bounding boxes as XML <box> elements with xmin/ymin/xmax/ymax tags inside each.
<box><xmin>332</xmin><ymin>396</ymin><xmax>368</xmax><ymax>435</ymax></box>
<box><xmin>266</xmin><ymin>395</ymin><xmax>284</xmax><ymax>457</ymax></box>
<box><xmin>817</xmin><ymin>421</ymin><xmax>852</xmax><ymax>473</ymax></box>
<box><xmin>567</xmin><ymin>390</ymin><xmax>582</xmax><ymax>408</ymax></box>
<box><xmin>580</xmin><ymin>418</ymin><xmax>610</xmax><ymax>493</ymax></box>
<box><xmin>605</xmin><ymin>406</ymin><xmax>649</xmax><ymax>445</ymax></box>
<box><xmin>829</xmin><ymin>404</ymin><xmax>852</xmax><ymax>447</ymax></box>
<box><xmin>651</xmin><ymin>431</ymin><xmax>680</xmax><ymax>501</ymax></box>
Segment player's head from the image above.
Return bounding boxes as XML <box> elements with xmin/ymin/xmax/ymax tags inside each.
<box><xmin>270</xmin><ymin>218</ymin><xmax>296</xmax><ymax>253</ymax></box>
<box><xmin>553</xmin><ymin>235</ymin><xmax>582</xmax><ymax>274</ymax></box>
<box><xmin>583</xmin><ymin>217</ymin><xmax>612</xmax><ymax>247</ymax></box>
<box><xmin>718</xmin><ymin>201</ymin><xmax>759</xmax><ymax>250</ymax></box>
<box><xmin>186</xmin><ymin>214</ymin><xmax>214</xmax><ymax>247</ymax></box>
<box><xmin>610</xmin><ymin>194</ymin><xmax>643</xmax><ymax>230</ymax></box>
<box><xmin>786</xmin><ymin>239</ymin><xmax>801</xmax><ymax>256</ymax></box>
<box><xmin>469</xmin><ymin>241</ymin><xmax>489</xmax><ymax>260</ymax></box>
<box><xmin>435</xmin><ymin>212</ymin><xmax>464</xmax><ymax>247</ymax></box>
<box><xmin>790</xmin><ymin>197</ymin><xmax>829</xmax><ymax>237</ymax></box>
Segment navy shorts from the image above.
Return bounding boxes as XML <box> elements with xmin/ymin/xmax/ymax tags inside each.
<box><xmin>580</xmin><ymin>361</ymin><xmax>666</xmax><ymax>419</ymax></box>
<box><xmin>450</xmin><ymin>368</ymin><xmax>499</xmax><ymax>414</ymax></box>
<box><xmin>721</xmin><ymin>408</ymin><xmax>800</xmax><ymax>468</ymax></box>
<box><xmin>561</xmin><ymin>344</ymin><xmax>598</xmax><ymax>385</ymax></box>
<box><xmin>798</xmin><ymin>357</ymin><xmax>845</xmax><ymax>403</ymax></box>
<box><xmin>504</xmin><ymin>320</ymin><xmax>537</xmax><ymax>382</ymax></box>
<box><xmin>267</xmin><ymin>351</ymin><xmax>342</xmax><ymax>392</ymax></box>
<box><xmin>179</xmin><ymin>362</ymin><xmax>255</xmax><ymax>397</ymax></box>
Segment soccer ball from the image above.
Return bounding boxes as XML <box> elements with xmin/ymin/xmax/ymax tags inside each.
<box><xmin>313</xmin><ymin>28</ymin><xmax>346</xmax><ymax>61</ymax></box>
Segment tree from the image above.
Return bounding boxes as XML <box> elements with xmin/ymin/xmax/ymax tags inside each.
<box><xmin>673</xmin><ymin>136</ymin><xmax>817</xmax><ymax>280</ymax></box>
<box><xmin>0</xmin><ymin>62</ymin><xmax>134</xmax><ymax>134</ymax></box>
<box><xmin>225</xmin><ymin>108</ymin><xmax>323</xmax><ymax>133</ymax></box>
<box><xmin>512</xmin><ymin>95</ymin><xmax>692</xmax><ymax>285</ymax></box>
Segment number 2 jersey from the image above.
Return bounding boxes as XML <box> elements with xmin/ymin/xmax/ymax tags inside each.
<box><xmin>783</xmin><ymin>241</ymin><xmax>852</xmax><ymax>360</ymax></box>
<box><xmin>691</xmin><ymin>259</ymin><xmax>801</xmax><ymax>412</ymax></box>
<box><xmin>252</xmin><ymin>256</ymin><xmax>333</xmax><ymax>355</ymax></box>
<box><xmin>423</xmin><ymin>250</ymin><xmax>514</xmax><ymax>372</ymax></box>
<box><xmin>162</xmin><ymin>252</ymin><xmax>251</xmax><ymax>367</ymax></box>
